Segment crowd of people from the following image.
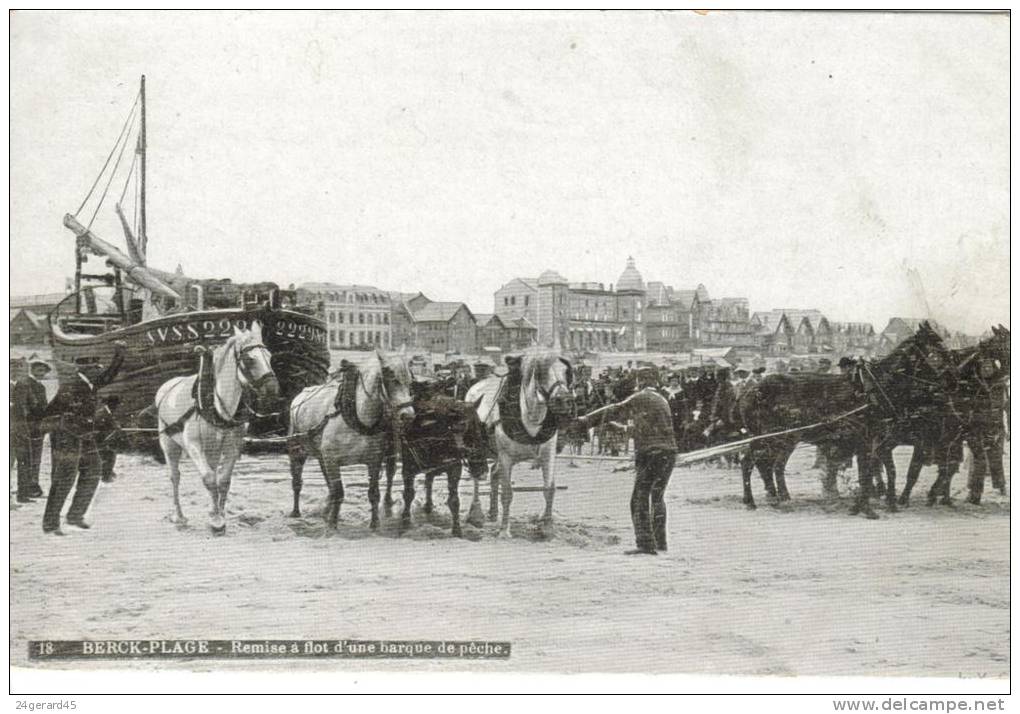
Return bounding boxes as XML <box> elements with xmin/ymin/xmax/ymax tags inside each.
<box><xmin>10</xmin><ymin>342</ymin><xmax>126</xmax><ymax>535</ymax></box>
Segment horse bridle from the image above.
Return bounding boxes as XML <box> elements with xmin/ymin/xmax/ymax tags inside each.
<box><xmin>357</xmin><ymin>364</ymin><xmax>415</xmax><ymax>414</ymax></box>
<box><xmin>234</xmin><ymin>341</ymin><xmax>277</xmax><ymax>393</ymax></box>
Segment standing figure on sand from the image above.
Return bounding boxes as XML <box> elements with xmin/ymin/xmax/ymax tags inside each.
<box><xmin>155</xmin><ymin>324</ymin><xmax>279</xmax><ymax>534</ymax></box>
<box><xmin>465</xmin><ymin>348</ymin><xmax>575</xmax><ymax>538</ymax></box>
<box><xmin>287</xmin><ymin>348</ymin><xmax>415</xmax><ymax>530</ymax></box>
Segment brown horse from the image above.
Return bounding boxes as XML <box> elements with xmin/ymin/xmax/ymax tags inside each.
<box><xmin>736</xmin><ymin>323</ymin><xmax>954</xmax><ymax>518</ymax></box>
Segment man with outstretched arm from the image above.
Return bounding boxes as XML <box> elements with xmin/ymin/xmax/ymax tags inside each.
<box><xmin>41</xmin><ymin>342</ymin><xmax>127</xmax><ymax>535</ymax></box>
<box><xmin>576</xmin><ymin>368</ymin><xmax>678</xmax><ymax>556</ymax></box>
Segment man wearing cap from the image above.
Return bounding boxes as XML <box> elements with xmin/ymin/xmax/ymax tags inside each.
<box><xmin>577</xmin><ymin>367</ymin><xmax>677</xmax><ymax>555</ymax></box>
<box><xmin>41</xmin><ymin>342</ymin><xmax>126</xmax><ymax>535</ymax></box>
<box><xmin>12</xmin><ymin>359</ymin><xmax>51</xmax><ymax>502</ymax></box>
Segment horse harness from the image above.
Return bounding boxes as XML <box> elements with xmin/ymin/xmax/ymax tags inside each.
<box><xmin>159</xmin><ymin>341</ymin><xmax>273</xmax><ymax>436</ymax></box>
<box><xmin>292</xmin><ymin>361</ymin><xmax>413</xmax><ymax>439</ymax></box>
<box><xmin>493</xmin><ymin>364</ymin><xmax>565</xmax><ymax>446</ymax></box>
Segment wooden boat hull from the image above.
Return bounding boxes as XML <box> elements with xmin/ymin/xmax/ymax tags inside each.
<box><xmin>49</xmin><ymin>306</ymin><xmax>329</xmax><ymax>438</ymax></box>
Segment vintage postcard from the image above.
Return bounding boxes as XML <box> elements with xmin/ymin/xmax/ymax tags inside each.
<box><xmin>8</xmin><ymin>10</ymin><xmax>1009</xmax><ymax>699</ymax></box>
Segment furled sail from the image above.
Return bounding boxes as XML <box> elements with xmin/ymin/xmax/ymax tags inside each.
<box><xmin>63</xmin><ymin>213</ymin><xmax>181</xmax><ymax>300</ymax></box>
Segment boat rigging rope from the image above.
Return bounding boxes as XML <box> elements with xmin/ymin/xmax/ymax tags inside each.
<box><xmin>87</xmin><ymin>101</ymin><xmax>139</xmax><ymax>231</ymax></box>
<box><xmin>74</xmin><ymin>89</ymin><xmax>140</xmax><ymax>222</ymax></box>
<box><xmin>117</xmin><ymin>151</ymin><xmax>138</xmax><ymax>209</ymax></box>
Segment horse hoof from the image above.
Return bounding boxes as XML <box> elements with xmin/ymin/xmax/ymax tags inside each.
<box><xmin>487</xmin><ymin>510</ymin><xmax>499</xmax><ymax>522</ymax></box>
<box><xmin>451</xmin><ymin>526</ymin><xmax>463</xmax><ymax>538</ymax></box>
<box><xmin>423</xmin><ymin>504</ymin><xmax>434</xmax><ymax>515</ymax></box>
<box><xmin>940</xmin><ymin>498</ymin><xmax>955</xmax><ymax>508</ymax></box>
<box><xmin>886</xmin><ymin>503</ymin><xmax>899</xmax><ymax>514</ymax></box>
<box><xmin>497</xmin><ymin>529</ymin><xmax>513</xmax><ymax>540</ymax></box>
<box><xmin>744</xmin><ymin>502</ymin><xmax>757</xmax><ymax>511</ymax></box>
<box><xmin>864</xmin><ymin>510</ymin><xmax>880</xmax><ymax>520</ymax></box>
<box><xmin>210</xmin><ymin>519</ymin><xmax>226</xmax><ymax>535</ymax></box>
<box><xmin>288</xmin><ymin>509</ymin><xmax>301</xmax><ymax>519</ymax></box>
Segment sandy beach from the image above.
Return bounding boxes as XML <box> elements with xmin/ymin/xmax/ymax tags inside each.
<box><xmin>9</xmin><ymin>441</ymin><xmax>1009</xmax><ymax>677</ymax></box>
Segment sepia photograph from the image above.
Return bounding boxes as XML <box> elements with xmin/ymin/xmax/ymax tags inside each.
<box><xmin>8</xmin><ymin>9</ymin><xmax>1010</xmax><ymax>699</ymax></box>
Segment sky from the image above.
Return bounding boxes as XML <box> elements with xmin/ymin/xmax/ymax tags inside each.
<box><xmin>9</xmin><ymin>11</ymin><xmax>1010</xmax><ymax>334</ymax></box>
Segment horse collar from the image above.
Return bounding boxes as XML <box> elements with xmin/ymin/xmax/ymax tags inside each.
<box><xmin>497</xmin><ymin>367</ymin><xmax>559</xmax><ymax>446</ymax></box>
<box><xmin>337</xmin><ymin>365</ymin><xmax>387</xmax><ymax>436</ymax></box>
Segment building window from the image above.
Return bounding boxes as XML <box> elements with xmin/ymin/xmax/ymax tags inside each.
<box><xmin>524</xmin><ymin>296</ymin><xmax>529</xmax><ymax>306</ymax></box>
<box><xmin>510</xmin><ymin>296</ymin><xmax>516</xmax><ymax>306</ymax></box>
<box><xmin>338</xmin><ymin>312</ymin><xmax>344</xmax><ymax>323</ymax></box>
<box><xmin>359</xmin><ymin>314</ymin><xmax>365</xmax><ymax>324</ymax></box>
<box><xmin>338</xmin><ymin>330</ymin><xmax>345</xmax><ymax>345</ymax></box>
<box><xmin>383</xmin><ymin>314</ymin><xmax>389</xmax><ymax>325</ymax></box>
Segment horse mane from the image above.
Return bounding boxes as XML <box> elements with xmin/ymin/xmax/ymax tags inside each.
<box><xmin>518</xmin><ymin>348</ymin><xmax>569</xmax><ymax>387</ymax></box>
<box><xmin>377</xmin><ymin>350</ymin><xmax>412</xmax><ymax>386</ymax></box>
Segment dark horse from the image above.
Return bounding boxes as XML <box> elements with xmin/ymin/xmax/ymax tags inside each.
<box><xmin>387</xmin><ymin>382</ymin><xmax>488</xmax><ymax>537</ymax></box>
<box><xmin>735</xmin><ymin>323</ymin><xmax>954</xmax><ymax>518</ymax></box>
<box><xmin>894</xmin><ymin>325</ymin><xmax>1010</xmax><ymax>506</ymax></box>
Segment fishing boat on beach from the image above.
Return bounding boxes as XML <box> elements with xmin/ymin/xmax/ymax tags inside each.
<box><xmin>48</xmin><ymin>76</ymin><xmax>330</xmax><ymax>439</ymax></box>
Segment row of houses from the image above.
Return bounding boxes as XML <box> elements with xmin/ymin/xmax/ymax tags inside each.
<box><xmin>295</xmin><ymin>283</ymin><xmax>537</xmax><ymax>355</ymax></box>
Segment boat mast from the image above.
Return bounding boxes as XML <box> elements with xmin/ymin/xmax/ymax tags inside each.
<box><xmin>138</xmin><ymin>74</ymin><xmax>147</xmax><ymax>258</ymax></box>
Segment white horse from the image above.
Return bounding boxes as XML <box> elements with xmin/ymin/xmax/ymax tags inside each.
<box><xmin>287</xmin><ymin>349</ymin><xmax>414</xmax><ymax>529</ymax></box>
<box><xmin>465</xmin><ymin>349</ymin><xmax>574</xmax><ymax>538</ymax></box>
<box><xmin>155</xmin><ymin>324</ymin><xmax>279</xmax><ymax>534</ymax></box>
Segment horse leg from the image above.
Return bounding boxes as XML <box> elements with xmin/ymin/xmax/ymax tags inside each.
<box><xmin>180</xmin><ymin>427</ymin><xmax>223</xmax><ymax>533</ymax></box>
<box><xmin>161</xmin><ymin>435</ymin><xmax>187</xmax><ymax>524</ymax></box>
<box><xmin>488</xmin><ymin>460</ymin><xmax>501</xmax><ymax>521</ymax></box>
<box><xmin>741</xmin><ymin>453</ymin><xmax>756</xmax><ymax>510</ymax></box>
<box><xmin>424</xmin><ymin>472</ymin><xmax>435</xmax><ymax>515</ymax></box>
<box><xmin>383</xmin><ymin>454</ymin><xmax>397</xmax><ymax>514</ymax></box>
<box><xmin>774</xmin><ymin>447</ymin><xmax>792</xmax><ymax>502</ymax></box>
<box><xmin>400</xmin><ymin>465</ymin><xmax>415</xmax><ymax>533</ymax></box>
<box><xmin>880</xmin><ymin>447</ymin><xmax>898</xmax><ymax>512</ymax></box>
<box><xmin>448</xmin><ymin>463</ymin><xmax>463</xmax><ymax>538</ymax></box>
<box><xmin>321</xmin><ymin>456</ymin><xmax>343</xmax><ymax>529</ymax></box>
<box><xmin>367</xmin><ymin>462</ymin><xmax>382</xmax><ymax>530</ymax></box>
<box><xmin>758</xmin><ymin>458</ymin><xmax>778</xmax><ymax>505</ymax></box>
<box><xmin>287</xmin><ymin>439</ymin><xmax>307</xmax><ymax>518</ymax></box>
<box><xmin>540</xmin><ymin>444</ymin><xmax>556</xmax><ymax>535</ymax></box>
<box><xmin>497</xmin><ymin>456</ymin><xmax>514</xmax><ymax>539</ymax></box>
<box><xmin>967</xmin><ymin>444</ymin><xmax>987</xmax><ymax>505</ymax></box>
<box><xmin>820</xmin><ymin>449</ymin><xmax>840</xmax><ymax>499</ymax></box>
<box><xmin>938</xmin><ymin>459</ymin><xmax>958</xmax><ymax>507</ymax></box>
<box><xmin>213</xmin><ymin>433</ymin><xmax>242</xmax><ymax>533</ymax></box>
<box><xmin>849</xmin><ymin>449</ymin><xmax>879</xmax><ymax>519</ymax></box>
<box><xmin>899</xmin><ymin>447</ymin><xmax>924</xmax><ymax>506</ymax></box>
<box><xmin>465</xmin><ymin>468</ymin><xmax>485</xmax><ymax>528</ymax></box>
<box><xmin>988</xmin><ymin>438</ymin><xmax>1006</xmax><ymax>495</ymax></box>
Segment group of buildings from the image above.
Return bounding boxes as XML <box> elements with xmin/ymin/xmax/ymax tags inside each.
<box><xmin>291</xmin><ymin>258</ymin><xmax>968</xmax><ymax>360</ymax></box>
<box><xmin>12</xmin><ymin>259</ymin><xmax>976</xmax><ymax>359</ymax></box>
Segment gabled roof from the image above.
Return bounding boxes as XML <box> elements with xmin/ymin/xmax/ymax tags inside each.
<box><xmin>475</xmin><ymin>313</ymin><xmax>505</xmax><ymax>328</ymax></box>
<box><xmin>671</xmin><ymin>290</ymin><xmax>698</xmax><ymax>309</ymax></box>
<box><xmin>645</xmin><ymin>281</ymin><xmax>673</xmax><ymax>306</ymax></box>
<box><xmin>497</xmin><ymin>277</ymin><xmax>539</xmax><ymax>293</ymax></box>
<box><xmin>509</xmin><ymin>316</ymin><xmax>537</xmax><ymax>330</ymax></box>
<box><xmin>414</xmin><ymin>302</ymin><xmax>475</xmax><ymax>324</ymax></box>
<box><xmin>754</xmin><ymin>312</ymin><xmax>794</xmax><ymax>336</ymax></box>
<box><xmin>881</xmin><ymin>318</ymin><xmax>949</xmax><ymax>338</ymax></box>
<box><xmin>11</xmin><ymin>309</ymin><xmax>46</xmax><ymax>329</ymax></box>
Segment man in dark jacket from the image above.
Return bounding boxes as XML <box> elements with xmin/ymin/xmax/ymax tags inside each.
<box><xmin>41</xmin><ymin>343</ymin><xmax>126</xmax><ymax>535</ymax></box>
<box><xmin>578</xmin><ymin>368</ymin><xmax>678</xmax><ymax>555</ymax></box>
<box><xmin>12</xmin><ymin>359</ymin><xmax>52</xmax><ymax>502</ymax></box>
